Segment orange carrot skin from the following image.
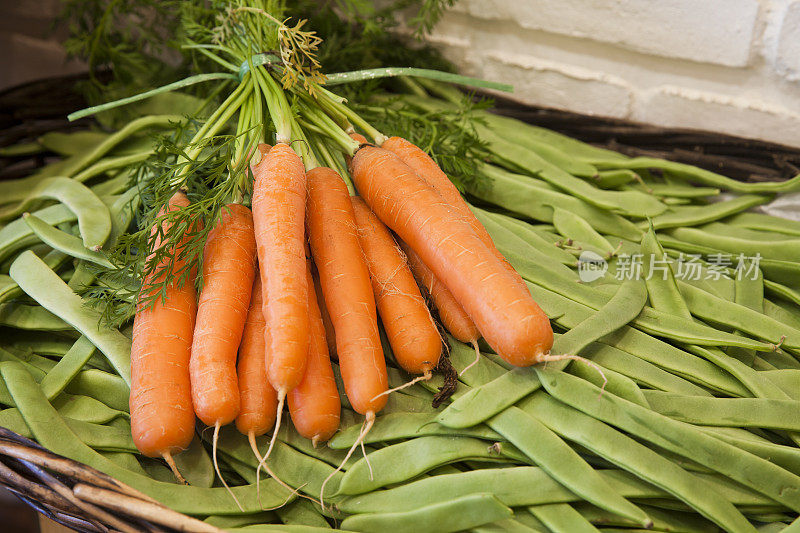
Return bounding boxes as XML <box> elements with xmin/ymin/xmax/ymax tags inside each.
<box><xmin>350</xmin><ymin>146</ymin><xmax>553</xmax><ymax>367</ymax></box>
<box><xmin>190</xmin><ymin>204</ymin><xmax>256</xmax><ymax>427</ymax></box>
<box><xmin>251</xmin><ymin>143</ymin><xmax>309</xmax><ymax>392</ymax></box>
<box><xmin>383</xmin><ymin>136</ymin><xmax>527</xmax><ymax>291</ymax></box>
<box><xmin>306</xmin><ymin>167</ymin><xmax>388</xmax><ymax>415</ymax></box>
<box><xmin>352</xmin><ymin>198</ymin><xmax>441</xmax><ymax>374</ymax></box>
<box><xmin>312</xmin><ymin>267</ymin><xmax>337</xmax><ymax>360</ymax></box>
<box><xmin>359</xmin><ymin>133</ymin><xmax>478</xmax><ymax>344</ymax></box>
<box><xmin>399</xmin><ymin>240</ymin><xmax>478</xmax><ymax>344</ymax></box>
<box><xmin>235</xmin><ymin>275</ymin><xmax>279</xmax><ymax>437</ymax></box>
<box><xmin>130</xmin><ymin>191</ymin><xmax>198</xmax><ymax>458</ymax></box>
<box><xmin>288</xmin><ymin>262</ymin><xmax>341</xmax><ymax>442</ymax></box>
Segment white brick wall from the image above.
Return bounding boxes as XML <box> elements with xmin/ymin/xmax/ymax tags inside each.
<box><xmin>420</xmin><ymin>0</ymin><xmax>800</xmax><ymax>147</ymax></box>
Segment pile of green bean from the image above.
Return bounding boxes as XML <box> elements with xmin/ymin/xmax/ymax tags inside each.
<box><xmin>2</xmin><ymin>87</ymin><xmax>800</xmax><ymax>533</ymax></box>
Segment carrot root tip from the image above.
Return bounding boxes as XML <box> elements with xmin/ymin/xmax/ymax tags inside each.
<box><xmin>459</xmin><ymin>340</ymin><xmax>481</xmax><ymax>377</ymax></box>
<box><xmin>319</xmin><ymin>411</ymin><xmax>375</xmax><ymax>511</ymax></box>
<box><xmin>161</xmin><ymin>452</ymin><xmax>188</xmax><ymax>486</ymax></box>
<box><xmin>370</xmin><ymin>371</ymin><xmax>431</xmax><ymax>402</ymax></box>
<box><xmin>214</xmin><ymin>422</ymin><xmax>244</xmax><ymax>512</ymax></box>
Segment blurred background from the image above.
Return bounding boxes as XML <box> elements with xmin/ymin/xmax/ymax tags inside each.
<box><xmin>3</xmin><ymin>0</ymin><xmax>800</xmax><ymax>146</ymax></box>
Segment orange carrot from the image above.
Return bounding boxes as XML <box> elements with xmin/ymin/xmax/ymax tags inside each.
<box><xmin>130</xmin><ymin>191</ymin><xmax>198</xmax><ymax>481</ymax></box>
<box><xmin>312</xmin><ymin>267</ymin><xmax>337</xmax><ymax>359</ymax></box>
<box><xmin>234</xmin><ymin>273</ymin><xmax>295</xmax><ymax>503</ymax></box>
<box><xmin>383</xmin><ymin>136</ymin><xmax>527</xmax><ymax>291</ymax></box>
<box><xmin>398</xmin><ymin>240</ymin><xmax>478</xmax><ymax>343</ymax></box>
<box><xmin>188</xmin><ymin>203</ymin><xmax>256</xmax><ymax>507</ymax></box>
<box><xmin>350</xmin><ymin>146</ymin><xmax>553</xmax><ymax>367</ymax></box>
<box><xmin>306</xmin><ymin>166</ymin><xmax>388</xmax><ymax>415</ymax></box>
<box><xmin>251</xmin><ymin>143</ymin><xmax>309</xmax><ymax>393</ymax></box>
<box><xmin>190</xmin><ymin>204</ymin><xmax>256</xmax><ymax>427</ymax></box>
<box><xmin>307</xmin><ymin>166</ymin><xmax>387</xmax><ymax>509</ymax></box>
<box><xmin>351</xmin><ymin>197</ymin><xmax>441</xmax><ymax>374</ymax></box>
<box><xmin>251</xmin><ymin>142</ymin><xmax>309</xmax><ymax>463</ymax></box>
<box><xmin>235</xmin><ymin>275</ymin><xmax>278</xmax><ymax>439</ymax></box>
<box><xmin>288</xmin><ymin>262</ymin><xmax>341</xmax><ymax>445</ymax></box>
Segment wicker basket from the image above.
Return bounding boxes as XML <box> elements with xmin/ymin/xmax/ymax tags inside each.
<box><xmin>1</xmin><ymin>74</ymin><xmax>799</xmax><ymax>532</ymax></box>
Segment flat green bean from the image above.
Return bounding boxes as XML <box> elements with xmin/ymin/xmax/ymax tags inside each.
<box><xmin>552</xmin><ymin>207</ymin><xmax>615</xmax><ymax>256</ymax></box>
<box><xmin>340</xmin><ymin>493</ymin><xmax>512</xmax><ymax>533</ymax></box>
<box><xmin>643</xmin><ymin>391</ymin><xmax>800</xmax><ymax>431</ymax></box>
<box><xmin>39</xmin><ymin>336</ymin><xmax>98</xmax><ymax>399</ymax></box>
<box><xmin>336</xmin><ymin>464</ymin><xmax>771</xmax><ymax>515</ymax></box>
<box><xmin>0</xmin><ymin>204</ymin><xmax>77</xmax><ymax>262</ymax></box>
<box><xmin>52</xmin><ymin>394</ymin><xmax>127</xmax><ymax>424</ymax></box>
<box><xmin>593</xmin><ymin>169</ymin><xmax>639</xmax><ymax>188</ymax></box>
<box><xmin>567</xmin><ymin>363</ymin><xmax>648</xmax><ymax>407</ymax></box>
<box><xmin>204</xmin><ymin>512</ymin><xmax>280</xmax><ymax>529</ymax></box>
<box><xmin>700</xmin><ymin>426</ymin><xmax>800</xmax><ymax>476</ymax></box>
<box><xmin>643</xmin><ymin>195</ymin><xmax>768</xmax><ymax>230</ymax></box>
<box><xmin>537</xmin><ymin>369</ymin><xmax>800</xmax><ymax>512</ymax></box>
<box><xmin>23</xmin><ymin>213</ymin><xmax>114</xmax><ymax>268</ymax></box>
<box><xmin>475</xmin><ymin>113</ymin><xmax>599</xmax><ymax>178</ymax></box>
<box><xmin>173</xmin><ymin>436</ymin><xmax>215</xmax><ymax>488</ymax></box>
<box><xmin>528</xmin><ymin>504</ymin><xmax>599</xmax><ymax>533</ymax></box>
<box><xmin>10</xmin><ymin>251</ymin><xmax>131</xmax><ymax>383</ymax></box>
<box><xmin>525</xmin><ymin>281</ymin><xmax>749</xmax><ymax>396</ymax></box>
<box><xmin>275</xmin><ymin>499</ymin><xmax>331</xmax><ymax>528</ymax></box>
<box><xmin>336</xmin><ymin>436</ymin><xmax>522</xmax><ymax>495</ymax></box>
<box><xmin>483</xmin><ymin>211</ymin><xmax>577</xmax><ymax>266</ymax></box>
<box><xmin>599</xmin><ymin>156</ymin><xmax>800</xmax><ymax>193</ymax></box>
<box><xmin>73</xmin><ymin>151</ymin><xmax>151</xmax><ymax>183</ymax></box>
<box><xmin>0</xmin><ymin>303</ymin><xmax>71</xmax><ymax>330</ymax></box>
<box><xmin>486</xmin><ymin>149</ymin><xmax>666</xmax><ymax>218</ymax></box>
<box><xmin>0</xmin><ymin>408</ymin><xmax>136</xmax><ymax>452</ymax></box>
<box><xmin>469</xmin><ymin>164</ymin><xmax>642</xmax><ymax>240</ymax></box>
<box><xmin>0</xmin><ymin>141</ymin><xmax>45</xmax><ymax>157</ymax></box>
<box><xmin>439</xmin><ymin>280</ymin><xmax>646</xmax><ymax>429</ymax></box>
<box><xmin>670</xmin><ymin>226</ymin><xmax>800</xmax><ymax>263</ymax></box>
<box><xmin>38</xmin><ymin>130</ymin><xmax>110</xmax><ymax>156</ymax></box>
<box><xmin>328</xmin><ymin>412</ymin><xmax>503</xmax><ymax>449</ymax></box>
<box><xmin>582</xmin><ymin>342</ymin><xmax>711</xmax><ymax>396</ymax></box>
<box><xmin>646</xmin><ymin>183</ymin><xmax>721</xmax><ymax>198</ymax></box>
<box><xmin>214</xmin><ymin>425</ymin><xmax>343</xmax><ymax>500</ymax></box>
<box><xmin>2</xmin><ymin>362</ymin><xmax>293</xmax><ymax>513</ymax></box>
<box><xmin>640</xmin><ymin>223</ymin><xmax>692</xmax><ymax>318</ymax></box>
<box><xmin>0</xmin><ymin>177</ymin><xmax>112</xmax><ymax>249</ymax></box>
<box><xmin>448</xmin><ymin>337</ymin><xmax>754</xmax><ymax>532</ymax></box>
<box><xmin>679</xmin><ymin>281</ymin><xmax>800</xmax><ymax>350</ymax></box>
<box><xmin>487</xmin><ymin>405</ymin><xmax>652</xmax><ymax>527</ymax></box>
<box><xmin>724</xmin><ymin>212</ymin><xmax>800</xmax><ymax>237</ymax></box>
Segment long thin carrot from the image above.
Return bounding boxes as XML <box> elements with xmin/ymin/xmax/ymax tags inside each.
<box><xmin>235</xmin><ymin>273</ymin><xmax>298</xmax><ymax>505</ymax></box>
<box><xmin>351</xmin><ymin>197</ymin><xmax>441</xmax><ymax>375</ymax></box>
<box><xmin>313</xmin><ymin>269</ymin><xmax>337</xmax><ymax>360</ymax></box>
<box><xmin>350</xmin><ymin>146</ymin><xmax>553</xmax><ymax>367</ymax></box>
<box><xmin>288</xmin><ymin>261</ymin><xmax>341</xmax><ymax>446</ymax></box>
<box><xmin>306</xmin><ymin>166</ymin><xmax>387</xmax><ymax>415</ymax></box>
<box><xmin>235</xmin><ymin>275</ymin><xmax>278</xmax><ymax>439</ymax></box>
<box><xmin>130</xmin><ymin>191</ymin><xmax>198</xmax><ymax>482</ymax></box>
<box><xmin>354</xmin><ymin>134</ymin><xmax>478</xmax><ymax>345</ymax></box>
<box><xmin>251</xmin><ymin>142</ymin><xmax>309</xmax><ymax>459</ymax></box>
<box><xmin>306</xmin><ymin>166</ymin><xmax>387</xmax><ymax>509</ymax></box>
<box><xmin>383</xmin><ymin>136</ymin><xmax>527</xmax><ymax>291</ymax></box>
<box><xmin>189</xmin><ymin>203</ymin><xmax>256</xmax><ymax>508</ymax></box>
<box><xmin>191</xmin><ymin>203</ymin><xmax>256</xmax><ymax>427</ymax></box>
<box><xmin>399</xmin><ymin>240</ymin><xmax>478</xmax><ymax>344</ymax></box>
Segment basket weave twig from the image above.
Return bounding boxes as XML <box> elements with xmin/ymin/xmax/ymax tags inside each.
<box><xmin>2</xmin><ymin>73</ymin><xmax>800</xmax><ymax>532</ymax></box>
<box><xmin>0</xmin><ymin>427</ymin><xmax>223</xmax><ymax>533</ymax></box>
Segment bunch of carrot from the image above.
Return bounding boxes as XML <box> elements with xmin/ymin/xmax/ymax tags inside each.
<box><xmin>128</xmin><ymin>134</ymin><xmax>554</xmax><ymax>486</ymax></box>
